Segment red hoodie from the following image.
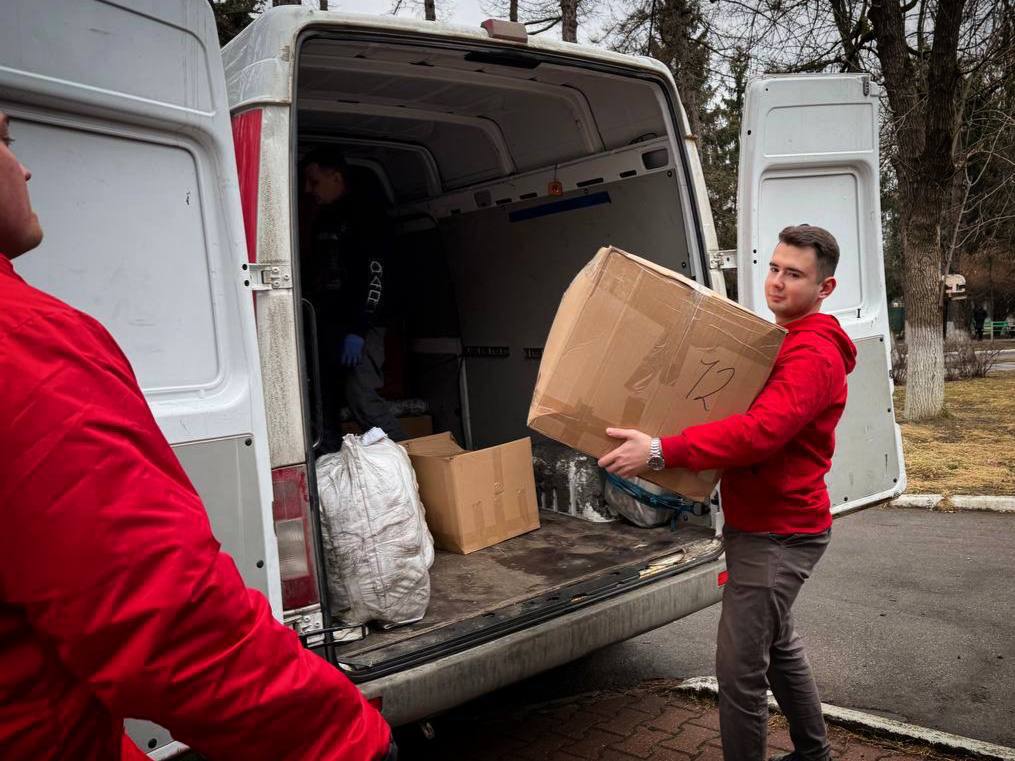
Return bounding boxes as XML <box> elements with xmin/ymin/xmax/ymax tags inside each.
<box><xmin>0</xmin><ymin>253</ymin><xmax>391</xmax><ymax>759</ymax></box>
<box><xmin>661</xmin><ymin>312</ymin><xmax>857</xmax><ymax>534</ymax></box>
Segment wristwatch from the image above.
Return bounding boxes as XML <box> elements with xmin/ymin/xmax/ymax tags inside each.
<box><xmin>647</xmin><ymin>437</ymin><xmax>666</xmax><ymax>471</ymax></box>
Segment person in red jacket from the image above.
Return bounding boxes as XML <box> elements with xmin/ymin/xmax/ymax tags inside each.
<box><xmin>600</xmin><ymin>224</ymin><xmax>856</xmax><ymax>761</ymax></box>
<box><xmin>0</xmin><ymin>114</ymin><xmax>396</xmax><ymax>759</ymax></box>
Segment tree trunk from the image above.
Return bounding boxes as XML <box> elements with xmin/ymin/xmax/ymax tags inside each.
<box><xmin>870</xmin><ymin>0</ymin><xmax>967</xmax><ymax>420</ymax></box>
<box><xmin>561</xmin><ymin>0</ymin><xmax>578</xmax><ymax>42</ymax></box>
<box><xmin>901</xmin><ymin>191</ymin><xmax>946</xmax><ymax>419</ymax></box>
<box><xmin>510</xmin><ymin>0</ymin><xmax>518</xmax><ymax>22</ymax></box>
<box><xmin>424</xmin><ymin>0</ymin><xmax>436</xmax><ymax>21</ymax></box>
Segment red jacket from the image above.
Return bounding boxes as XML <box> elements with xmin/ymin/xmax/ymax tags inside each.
<box><xmin>0</xmin><ymin>254</ymin><xmax>391</xmax><ymax>760</ymax></box>
<box><xmin>662</xmin><ymin>312</ymin><xmax>856</xmax><ymax>534</ymax></box>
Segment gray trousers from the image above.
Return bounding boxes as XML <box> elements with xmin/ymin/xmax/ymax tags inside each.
<box><xmin>717</xmin><ymin>525</ymin><xmax>832</xmax><ymax>761</ymax></box>
<box><xmin>344</xmin><ymin>328</ymin><xmax>406</xmax><ymax>442</ymax></box>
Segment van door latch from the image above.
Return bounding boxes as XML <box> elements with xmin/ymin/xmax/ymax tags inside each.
<box><xmin>708</xmin><ymin>249</ymin><xmax>737</xmax><ymax>271</ymax></box>
<box><xmin>244</xmin><ymin>262</ymin><xmax>293</xmax><ymax>291</ymax></box>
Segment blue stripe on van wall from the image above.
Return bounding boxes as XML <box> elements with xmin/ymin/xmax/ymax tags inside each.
<box><xmin>508</xmin><ymin>191</ymin><xmax>611</xmax><ymax>223</ymax></box>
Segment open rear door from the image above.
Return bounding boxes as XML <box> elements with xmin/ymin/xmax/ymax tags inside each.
<box><xmin>1</xmin><ymin>0</ymin><xmax>276</xmax><ymax>754</ymax></box>
<box><xmin>736</xmin><ymin>74</ymin><xmax>905</xmax><ymax>515</ymax></box>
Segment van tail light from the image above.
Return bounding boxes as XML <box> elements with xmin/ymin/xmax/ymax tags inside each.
<box><xmin>718</xmin><ymin>570</ymin><xmax>729</xmax><ymax>587</ymax></box>
<box><xmin>272</xmin><ymin>464</ymin><xmax>320</xmax><ymax>610</ymax></box>
<box><xmin>231</xmin><ymin>108</ymin><xmax>263</xmax><ymax>264</ymax></box>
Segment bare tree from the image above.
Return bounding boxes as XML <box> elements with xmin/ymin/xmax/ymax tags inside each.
<box><xmin>480</xmin><ymin>0</ymin><xmax>600</xmax><ymax>39</ymax></box>
<box><xmin>869</xmin><ymin>0</ymin><xmax>968</xmax><ymax>418</ymax></box>
<box><xmin>561</xmin><ymin>0</ymin><xmax>578</xmax><ymax>41</ymax></box>
<box><xmin>605</xmin><ymin>0</ymin><xmax>711</xmax><ymax>136</ymax></box>
<box><xmin>210</xmin><ymin>0</ymin><xmax>265</xmax><ymax>45</ymax></box>
<box><xmin>390</xmin><ymin>0</ymin><xmax>439</xmax><ymax>21</ymax></box>
<box><xmin>708</xmin><ymin>0</ymin><xmax>1010</xmax><ymax>420</ymax></box>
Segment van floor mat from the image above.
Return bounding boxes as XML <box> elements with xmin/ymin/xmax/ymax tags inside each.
<box><xmin>328</xmin><ymin>511</ymin><xmax>715</xmax><ymax>664</ymax></box>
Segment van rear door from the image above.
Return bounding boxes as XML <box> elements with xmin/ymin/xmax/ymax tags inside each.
<box><xmin>736</xmin><ymin>74</ymin><xmax>906</xmax><ymax>514</ymax></box>
<box><xmin>0</xmin><ymin>0</ymin><xmax>274</xmax><ymax>754</ymax></box>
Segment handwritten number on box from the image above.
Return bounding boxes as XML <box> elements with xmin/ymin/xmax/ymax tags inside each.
<box><xmin>685</xmin><ymin>357</ymin><xmax>736</xmax><ymax>412</ymax></box>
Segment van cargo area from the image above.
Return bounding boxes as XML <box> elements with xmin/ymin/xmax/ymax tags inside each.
<box><xmin>293</xmin><ymin>32</ymin><xmax>721</xmax><ymax>671</ymax></box>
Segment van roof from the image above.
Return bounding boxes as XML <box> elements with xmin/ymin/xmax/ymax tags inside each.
<box><xmin>223</xmin><ymin>5</ymin><xmax>676</xmax><ymax>111</ymax></box>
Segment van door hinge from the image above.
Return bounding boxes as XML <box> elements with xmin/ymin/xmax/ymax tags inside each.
<box><xmin>862</xmin><ymin>75</ymin><xmax>871</xmax><ymax>96</ymax></box>
<box><xmin>709</xmin><ymin>249</ymin><xmax>738</xmax><ymax>271</ymax></box>
<box><xmin>244</xmin><ymin>262</ymin><xmax>293</xmax><ymax>291</ymax></box>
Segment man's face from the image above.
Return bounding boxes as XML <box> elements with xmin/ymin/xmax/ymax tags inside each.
<box><xmin>303</xmin><ymin>162</ymin><xmax>347</xmax><ymax>206</ymax></box>
<box><xmin>764</xmin><ymin>241</ymin><xmax>836</xmax><ymax>324</ymax></box>
<box><xmin>0</xmin><ymin>112</ymin><xmax>44</xmax><ymax>258</ymax></box>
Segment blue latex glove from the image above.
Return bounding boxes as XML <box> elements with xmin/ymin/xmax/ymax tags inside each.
<box><xmin>341</xmin><ymin>333</ymin><xmax>365</xmax><ymax>367</ymax></box>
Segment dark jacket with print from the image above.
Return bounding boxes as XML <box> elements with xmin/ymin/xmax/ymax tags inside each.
<box><xmin>303</xmin><ymin>196</ymin><xmax>389</xmax><ymax>338</ymax></box>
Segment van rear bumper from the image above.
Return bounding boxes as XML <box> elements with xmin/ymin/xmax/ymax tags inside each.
<box><xmin>361</xmin><ymin>555</ymin><xmax>726</xmax><ymax>726</ymax></box>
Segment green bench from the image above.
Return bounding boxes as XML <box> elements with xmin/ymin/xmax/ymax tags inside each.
<box><xmin>986</xmin><ymin>320</ymin><xmax>1011</xmax><ymax>339</ymax></box>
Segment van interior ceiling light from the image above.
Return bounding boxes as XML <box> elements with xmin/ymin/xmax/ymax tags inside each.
<box><xmin>549</xmin><ymin>164</ymin><xmax>563</xmax><ymax>197</ymax></box>
<box><xmin>481</xmin><ymin>19</ymin><xmax>529</xmax><ymax>44</ymax></box>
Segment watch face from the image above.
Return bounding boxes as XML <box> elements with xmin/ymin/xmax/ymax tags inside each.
<box><xmin>648</xmin><ymin>456</ymin><xmax>665</xmax><ymax>471</ymax></box>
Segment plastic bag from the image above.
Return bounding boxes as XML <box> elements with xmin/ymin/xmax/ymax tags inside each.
<box><xmin>604</xmin><ymin>473</ymin><xmax>699</xmax><ymax>529</ymax></box>
<box><xmin>316</xmin><ymin>428</ymin><xmax>435</xmax><ymax>627</ymax></box>
<box><xmin>604</xmin><ymin>475</ymin><xmax>670</xmax><ymax>528</ymax></box>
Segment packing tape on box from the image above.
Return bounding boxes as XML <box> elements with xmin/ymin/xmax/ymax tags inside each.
<box><xmin>531</xmin><ymin>395</ymin><xmax>626</xmax><ymax>454</ymax></box>
<box><xmin>460</xmin><ymin>448</ymin><xmax>531</xmax><ymax>549</ymax></box>
<box><xmin>598</xmin><ymin>247</ymin><xmax>783</xmax><ymax>362</ymax></box>
<box><xmin>492</xmin><ymin>447</ymin><xmax>506</xmax><ymax>529</ymax></box>
<box><xmin>495</xmin><ymin>447</ymin><xmax>532</xmax><ymax>533</ymax></box>
<box><xmin>600</xmin><ymin>264</ymin><xmax>707</xmax><ymax>334</ymax></box>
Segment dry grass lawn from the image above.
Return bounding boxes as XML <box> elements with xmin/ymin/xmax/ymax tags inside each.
<box><xmin>894</xmin><ymin>371</ymin><xmax>1015</xmax><ymax>496</ymax></box>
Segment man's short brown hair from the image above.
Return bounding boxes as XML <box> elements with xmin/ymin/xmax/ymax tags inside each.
<box><xmin>778</xmin><ymin>224</ymin><xmax>839</xmax><ymax>279</ymax></box>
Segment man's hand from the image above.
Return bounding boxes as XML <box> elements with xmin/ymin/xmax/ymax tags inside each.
<box><xmin>598</xmin><ymin>428</ymin><xmax>652</xmax><ymax>479</ymax></box>
<box><xmin>341</xmin><ymin>333</ymin><xmax>365</xmax><ymax>367</ymax></box>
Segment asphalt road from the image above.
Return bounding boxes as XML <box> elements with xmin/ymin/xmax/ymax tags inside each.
<box><xmin>446</xmin><ymin>506</ymin><xmax>1015</xmax><ymax>748</ymax></box>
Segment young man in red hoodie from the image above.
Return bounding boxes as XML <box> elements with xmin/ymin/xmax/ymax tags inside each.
<box><xmin>0</xmin><ymin>113</ymin><xmax>396</xmax><ymax>759</ymax></box>
<box><xmin>600</xmin><ymin>225</ymin><xmax>856</xmax><ymax>761</ymax></box>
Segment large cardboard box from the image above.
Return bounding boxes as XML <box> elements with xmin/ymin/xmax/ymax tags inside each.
<box><xmin>402</xmin><ymin>432</ymin><xmax>540</xmax><ymax>554</ymax></box>
<box><xmin>528</xmin><ymin>246</ymin><xmax>786</xmax><ymax>501</ymax></box>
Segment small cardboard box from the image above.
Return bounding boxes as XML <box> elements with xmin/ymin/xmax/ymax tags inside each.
<box><xmin>402</xmin><ymin>432</ymin><xmax>540</xmax><ymax>554</ymax></box>
<box><xmin>528</xmin><ymin>246</ymin><xmax>786</xmax><ymax>502</ymax></box>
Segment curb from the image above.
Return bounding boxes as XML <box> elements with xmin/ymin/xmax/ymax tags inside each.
<box><xmin>891</xmin><ymin>494</ymin><xmax>1015</xmax><ymax>513</ymax></box>
<box><xmin>675</xmin><ymin>676</ymin><xmax>1015</xmax><ymax>760</ymax></box>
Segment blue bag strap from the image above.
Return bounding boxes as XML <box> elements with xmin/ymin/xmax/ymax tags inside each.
<box><xmin>605</xmin><ymin>473</ymin><xmax>703</xmax><ymax>529</ymax></box>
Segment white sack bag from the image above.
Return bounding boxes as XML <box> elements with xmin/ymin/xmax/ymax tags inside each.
<box><xmin>316</xmin><ymin>428</ymin><xmax>435</xmax><ymax>627</ymax></box>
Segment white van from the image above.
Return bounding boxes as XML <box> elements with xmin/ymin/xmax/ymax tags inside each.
<box><xmin>0</xmin><ymin>2</ymin><xmax>905</xmax><ymax>756</ymax></box>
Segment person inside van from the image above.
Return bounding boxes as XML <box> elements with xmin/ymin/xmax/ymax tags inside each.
<box><xmin>0</xmin><ymin>111</ymin><xmax>396</xmax><ymax>761</ymax></box>
<box><xmin>300</xmin><ymin>147</ymin><xmax>406</xmax><ymax>447</ymax></box>
<box><xmin>599</xmin><ymin>224</ymin><xmax>856</xmax><ymax>761</ymax></box>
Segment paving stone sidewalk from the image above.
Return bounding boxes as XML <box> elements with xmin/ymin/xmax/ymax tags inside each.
<box><xmin>399</xmin><ymin>681</ymin><xmax>978</xmax><ymax>760</ymax></box>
